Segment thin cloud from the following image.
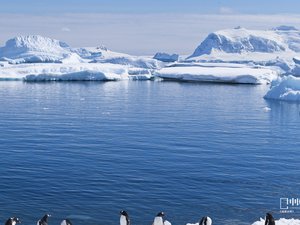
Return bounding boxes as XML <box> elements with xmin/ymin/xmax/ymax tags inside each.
<box><xmin>1</xmin><ymin>13</ymin><xmax>300</xmax><ymax>55</ymax></box>
<box><xmin>61</xmin><ymin>27</ymin><xmax>71</xmax><ymax>32</ymax></box>
<box><xmin>219</xmin><ymin>7</ymin><xmax>234</xmax><ymax>14</ymax></box>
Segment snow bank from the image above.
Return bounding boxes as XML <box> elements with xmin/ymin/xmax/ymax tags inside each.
<box><xmin>155</xmin><ymin>64</ymin><xmax>278</xmax><ymax>84</ymax></box>
<box><xmin>74</xmin><ymin>47</ymin><xmax>163</xmax><ymax>69</ymax></box>
<box><xmin>264</xmin><ymin>75</ymin><xmax>300</xmax><ymax>101</ymax></box>
<box><xmin>0</xmin><ymin>35</ymin><xmax>72</xmax><ymax>63</ymax></box>
<box><xmin>0</xmin><ymin>63</ymin><xmax>152</xmax><ymax>81</ymax></box>
<box><xmin>252</xmin><ymin>218</ymin><xmax>300</xmax><ymax>225</ymax></box>
<box><xmin>187</xmin><ymin>218</ymin><xmax>300</xmax><ymax>225</ymax></box>
<box><xmin>153</xmin><ymin>52</ymin><xmax>179</xmax><ymax>62</ymax></box>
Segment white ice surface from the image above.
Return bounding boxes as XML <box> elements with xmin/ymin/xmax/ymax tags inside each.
<box><xmin>155</xmin><ymin>64</ymin><xmax>278</xmax><ymax>84</ymax></box>
<box><xmin>264</xmin><ymin>75</ymin><xmax>300</xmax><ymax>101</ymax></box>
<box><xmin>186</xmin><ymin>27</ymin><xmax>300</xmax><ymax>75</ymax></box>
<box><xmin>187</xmin><ymin>218</ymin><xmax>300</xmax><ymax>225</ymax></box>
<box><xmin>0</xmin><ymin>35</ymin><xmax>71</xmax><ymax>63</ymax></box>
<box><xmin>0</xmin><ymin>35</ymin><xmax>162</xmax><ymax>69</ymax></box>
<box><xmin>0</xmin><ymin>63</ymin><xmax>152</xmax><ymax>81</ymax></box>
<box><xmin>73</xmin><ymin>47</ymin><xmax>163</xmax><ymax>69</ymax></box>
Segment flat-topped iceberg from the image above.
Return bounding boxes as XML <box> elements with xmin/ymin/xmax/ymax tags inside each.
<box><xmin>264</xmin><ymin>75</ymin><xmax>300</xmax><ymax>101</ymax></box>
<box><xmin>0</xmin><ymin>63</ymin><xmax>152</xmax><ymax>81</ymax></box>
<box><xmin>155</xmin><ymin>63</ymin><xmax>278</xmax><ymax>84</ymax></box>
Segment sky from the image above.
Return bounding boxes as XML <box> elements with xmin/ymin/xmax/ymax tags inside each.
<box><xmin>1</xmin><ymin>0</ymin><xmax>300</xmax><ymax>55</ymax></box>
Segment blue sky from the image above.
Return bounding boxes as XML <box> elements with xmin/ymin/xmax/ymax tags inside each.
<box><xmin>3</xmin><ymin>0</ymin><xmax>300</xmax><ymax>14</ymax></box>
<box><xmin>1</xmin><ymin>0</ymin><xmax>300</xmax><ymax>55</ymax></box>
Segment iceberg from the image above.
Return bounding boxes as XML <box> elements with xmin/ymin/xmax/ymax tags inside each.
<box><xmin>0</xmin><ymin>35</ymin><xmax>162</xmax><ymax>69</ymax></box>
<box><xmin>0</xmin><ymin>63</ymin><xmax>152</xmax><ymax>81</ymax></box>
<box><xmin>153</xmin><ymin>52</ymin><xmax>179</xmax><ymax>62</ymax></box>
<box><xmin>264</xmin><ymin>75</ymin><xmax>300</xmax><ymax>101</ymax></box>
<box><xmin>186</xmin><ymin>26</ymin><xmax>300</xmax><ymax>75</ymax></box>
<box><xmin>155</xmin><ymin>63</ymin><xmax>278</xmax><ymax>84</ymax></box>
<box><xmin>73</xmin><ymin>47</ymin><xmax>163</xmax><ymax>69</ymax></box>
<box><xmin>0</xmin><ymin>35</ymin><xmax>73</xmax><ymax>64</ymax></box>
<box><xmin>188</xmin><ymin>26</ymin><xmax>300</xmax><ymax>59</ymax></box>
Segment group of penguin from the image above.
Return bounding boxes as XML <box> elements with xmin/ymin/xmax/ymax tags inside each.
<box><xmin>5</xmin><ymin>211</ymin><xmax>276</xmax><ymax>225</ymax></box>
<box><xmin>5</xmin><ymin>214</ymin><xmax>71</xmax><ymax>225</ymax></box>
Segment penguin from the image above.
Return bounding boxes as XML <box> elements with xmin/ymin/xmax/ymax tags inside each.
<box><xmin>120</xmin><ymin>210</ymin><xmax>130</xmax><ymax>225</ymax></box>
<box><xmin>199</xmin><ymin>216</ymin><xmax>212</xmax><ymax>225</ymax></box>
<box><xmin>5</xmin><ymin>217</ymin><xmax>21</xmax><ymax>225</ymax></box>
<box><xmin>265</xmin><ymin>213</ymin><xmax>275</xmax><ymax>225</ymax></box>
<box><xmin>37</xmin><ymin>214</ymin><xmax>51</xmax><ymax>225</ymax></box>
<box><xmin>153</xmin><ymin>212</ymin><xmax>164</xmax><ymax>225</ymax></box>
<box><xmin>61</xmin><ymin>219</ymin><xmax>72</xmax><ymax>225</ymax></box>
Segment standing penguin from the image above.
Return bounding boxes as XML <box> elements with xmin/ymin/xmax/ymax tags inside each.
<box><xmin>5</xmin><ymin>217</ymin><xmax>21</xmax><ymax>225</ymax></box>
<box><xmin>153</xmin><ymin>212</ymin><xmax>171</xmax><ymax>225</ymax></box>
<box><xmin>265</xmin><ymin>213</ymin><xmax>275</xmax><ymax>225</ymax></box>
<box><xmin>37</xmin><ymin>214</ymin><xmax>51</xmax><ymax>225</ymax></box>
<box><xmin>199</xmin><ymin>217</ymin><xmax>212</xmax><ymax>225</ymax></box>
<box><xmin>61</xmin><ymin>219</ymin><xmax>72</xmax><ymax>225</ymax></box>
<box><xmin>199</xmin><ymin>216</ymin><xmax>212</xmax><ymax>225</ymax></box>
<box><xmin>120</xmin><ymin>210</ymin><xmax>130</xmax><ymax>225</ymax></box>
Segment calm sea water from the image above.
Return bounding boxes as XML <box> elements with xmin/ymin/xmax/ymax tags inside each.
<box><xmin>0</xmin><ymin>81</ymin><xmax>300</xmax><ymax>225</ymax></box>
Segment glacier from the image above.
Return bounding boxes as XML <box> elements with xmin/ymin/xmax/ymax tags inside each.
<box><xmin>1</xmin><ymin>27</ymin><xmax>300</xmax><ymax>87</ymax></box>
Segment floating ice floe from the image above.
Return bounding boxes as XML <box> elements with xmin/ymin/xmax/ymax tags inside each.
<box><xmin>155</xmin><ymin>63</ymin><xmax>278</xmax><ymax>84</ymax></box>
<box><xmin>264</xmin><ymin>75</ymin><xmax>300</xmax><ymax>101</ymax></box>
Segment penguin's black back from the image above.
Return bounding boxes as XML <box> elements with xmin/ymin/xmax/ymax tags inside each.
<box><xmin>5</xmin><ymin>218</ymin><xmax>13</xmax><ymax>225</ymax></box>
<box><xmin>200</xmin><ymin>217</ymin><xmax>208</xmax><ymax>225</ymax></box>
<box><xmin>65</xmin><ymin>219</ymin><xmax>72</xmax><ymax>225</ymax></box>
<box><xmin>156</xmin><ymin>212</ymin><xmax>165</xmax><ymax>217</ymax></box>
<box><xmin>39</xmin><ymin>214</ymin><xmax>50</xmax><ymax>225</ymax></box>
<box><xmin>5</xmin><ymin>218</ymin><xmax>20</xmax><ymax>225</ymax></box>
<box><xmin>265</xmin><ymin>213</ymin><xmax>275</xmax><ymax>225</ymax></box>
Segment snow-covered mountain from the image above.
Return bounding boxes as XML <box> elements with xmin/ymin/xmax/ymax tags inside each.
<box><xmin>0</xmin><ymin>35</ymin><xmax>162</xmax><ymax>69</ymax></box>
<box><xmin>0</xmin><ymin>35</ymin><xmax>73</xmax><ymax>64</ymax></box>
<box><xmin>188</xmin><ymin>26</ymin><xmax>300</xmax><ymax>61</ymax></box>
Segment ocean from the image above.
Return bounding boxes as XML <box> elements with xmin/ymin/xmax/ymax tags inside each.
<box><xmin>0</xmin><ymin>81</ymin><xmax>300</xmax><ymax>225</ymax></box>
